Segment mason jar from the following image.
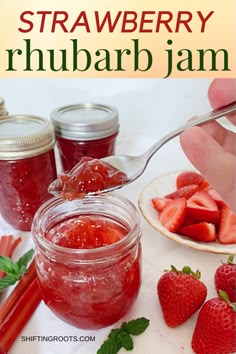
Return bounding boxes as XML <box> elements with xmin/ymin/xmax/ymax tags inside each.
<box><xmin>32</xmin><ymin>194</ymin><xmax>142</xmax><ymax>330</ymax></box>
<box><xmin>0</xmin><ymin>115</ymin><xmax>57</xmax><ymax>231</ymax></box>
<box><xmin>50</xmin><ymin>103</ymin><xmax>119</xmax><ymax>172</ymax></box>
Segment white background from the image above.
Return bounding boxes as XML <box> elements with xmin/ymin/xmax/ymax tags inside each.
<box><xmin>2</xmin><ymin>78</ymin><xmax>213</xmax><ymax>137</ymax></box>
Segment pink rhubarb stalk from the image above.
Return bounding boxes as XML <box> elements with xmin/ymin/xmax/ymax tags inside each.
<box><xmin>0</xmin><ymin>276</ymin><xmax>41</xmax><ymax>353</ymax></box>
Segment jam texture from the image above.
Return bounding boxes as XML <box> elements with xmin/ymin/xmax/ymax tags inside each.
<box><xmin>0</xmin><ymin>150</ymin><xmax>57</xmax><ymax>231</ymax></box>
<box><xmin>49</xmin><ymin>157</ymin><xmax>129</xmax><ymax>200</ymax></box>
<box><xmin>36</xmin><ymin>215</ymin><xmax>141</xmax><ymax>329</ymax></box>
<box><xmin>56</xmin><ymin>133</ymin><xmax>118</xmax><ymax>172</ymax></box>
<box><xmin>45</xmin><ymin>215</ymin><xmax>126</xmax><ymax>248</ymax></box>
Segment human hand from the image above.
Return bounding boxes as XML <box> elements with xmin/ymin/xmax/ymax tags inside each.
<box><xmin>180</xmin><ymin>79</ymin><xmax>236</xmax><ymax>212</ymax></box>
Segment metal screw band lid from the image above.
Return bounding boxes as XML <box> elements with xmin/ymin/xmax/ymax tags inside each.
<box><xmin>0</xmin><ymin>115</ymin><xmax>55</xmax><ymax>160</ymax></box>
<box><xmin>50</xmin><ymin>103</ymin><xmax>119</xmax><ymax>140</ymax></box>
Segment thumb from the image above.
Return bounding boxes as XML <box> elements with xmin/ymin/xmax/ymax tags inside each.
<box><xmin>208</xmin><ymin>78</ymin><xmax>236</xmax><ymax>125</ymax></box>
<box><xmin>180</xmin><ymin>126</ymin><xmax>236</xmax><ymax>212</ymax></box>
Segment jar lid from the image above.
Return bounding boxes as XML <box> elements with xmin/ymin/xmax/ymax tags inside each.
<box><xmin>50</xmin><ymin>103</ymin><xmax>119</xmax><ymax>140</ymax></box>
<box><xmin>0</xmin><ymin>115</ymin><xmax>55</xmax><ymax>160</ymax></box>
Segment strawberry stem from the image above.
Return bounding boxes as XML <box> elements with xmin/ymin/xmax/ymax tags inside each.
<box><xmin>218</xmin><ymin>290</ymin><xmax>236</xmax><ymax>311</ymax></box>
<box><xmin>227</xmin><ymin>255</ymin><xmax>234</xmax><ymax>264</ymax></box>
<box><xmin>170</xmin><ymin>265</ymin><xmax>178</xmax><ymax>272</ymax></box>
<box><xmin>182</xmin><ymin>266</ymin><xmax>201</xmax><ymax>279</ymax></box>
<box><xmin>167</xmin><ymin>265</ymin><xmax>201</xmax><ymax>279</ymax></box>
<box><xmin>221</xmin><ymin>255</ymin><xmax>235</xmax><ymax>265</ymax></box>
<box><xmin>182</xmin><ymin>266</ymin><xmax>192</xmax><ymax>274</ymax></box>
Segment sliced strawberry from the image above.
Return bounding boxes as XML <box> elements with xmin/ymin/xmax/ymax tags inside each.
<box><xmin>187</xmin><ymin>191</ymin><xmax>220</xmax><ymax>224</ymax></box>
<box><xmin>152</xmin><ymin>197</ymin><xmax>171</xmax><ymax>212</ymax></box>
<box><xmin>218</xmin><ymin>206</ymin><xmax>236</xmax><ymax>244</ymax></box>
<box><xmin>198</xmin><ymin>179</ymin><xmax>210</xmax><ymax>191</ymax></box>
<box><xmin>165</xmin><ymin>184</ymin><xmax>199</xmax><ymax>200</ymax></box>
<box><xmin>159</xmin><ymin>198</ymin><xmax>187</xmax><ymax>233</ymax></box>
<box><xmin>178</xmin><ymin>222</ymin><xmax>216</xmax><ymax>242</ymax></box>
<box><xmin>176</xmin><ymin>171</ymin><xmax>204</xmax><ymax>189</ymax></box>
<box><xmin>181</xmin><ymin>214</ymin><xmax>198</xmax><ymax>227</ymax></box>
<box><xmin>207</xmin><ymin>188</ymin><xmax>227</xmax><ymax>208</ymax></box>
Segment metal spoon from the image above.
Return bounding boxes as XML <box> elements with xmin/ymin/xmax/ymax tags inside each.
<box><xmin>50</xmin><ymin>101</ymin><xmax>236</xmax><ymax>197</ymax></box>
<box><xmin>96</xmin><ymin>100</ymin><xmax>236</xmax><ymax>193</ymax></box>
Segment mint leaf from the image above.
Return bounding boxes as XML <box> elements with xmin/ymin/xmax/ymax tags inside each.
<box><xmin>97</xmin><ymin>338</ymin><xmax>121</xmax><ymax>354</ymax></box>
<box><xmin>118</xmin><ymin>331</ymin><xmax>133</xmax><ymax>350</ymax></box>
<box><xmin>125</xmin><ymin>317</ymin><xmax>150</xmax><ymax>336</ymax></box>
<box><xmin>121</xmin><ymin>322</ymin><xmax>128</xmax><ymax>331</ymax></box>
<box><xmin>12</xmin><ymin>262</ymin><xmax>22</xmax><ymax>276</ymax></box>
<box><xmin>0</xmin><ymin>274</ymin><xmax>18</xmax><ymax>291</ymax></box>
<box><xmin>0</xmin><ymin>256</ymin><xmax>14</xmax><ymax>274</ymax></box>
<box><xmin>108</xmin><ymin>328</ymin><xmax>122</xmax><ymax>340</ymax></box>
<box><xmin>0</xmin><ymin>249</ymin><xmax>34</xmax><ymax>292</ymax></box>
<box><xmin>17</xmin><ymin>248</ymin><xmax>34</xmax><ymax>269</ymax></box>
<box><xmin>96</xmin><ymin>317</ymin><xmax>150</xmax><ymax>354</ymax></box>
<box><xmin>18</xmin><ymin>265</ymin><xmax>28</xmax><ymax>277</ymax></box>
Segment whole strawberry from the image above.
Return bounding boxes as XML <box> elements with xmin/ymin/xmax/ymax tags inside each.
<box><xmin>157</xmin><ymin>265</ymin><xmax>207</xmax><ymax>327</ymax></box>
<box><xmin>192</xmin><ymin>291</ymin><xmax>236</xmax><ymax>354</ymax></box>
<box><xmin>214</xmin><ymin>255</ymin><xmax>236</xmax><ymax>302</ymax></box>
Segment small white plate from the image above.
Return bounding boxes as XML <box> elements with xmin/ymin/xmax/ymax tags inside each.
<box><xmin>138</xmin><ymin>171</ymin><xmax>236</xmax><ymax>255</ymax></box>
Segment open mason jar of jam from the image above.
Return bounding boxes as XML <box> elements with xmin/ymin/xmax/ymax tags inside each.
<box><xmin>0</xmin><ymin>115</ymin><xmax>57</xmax><ymax>231</ymax></box>
<box><xmin>32</xmin><ymin>194</ymin><xmax>142</xmax><ymax>330</ymax></box>
<box><xmin>50</xmin><ymin>103</ymin><xmax>119</xmax><ymax>172</ymax></box>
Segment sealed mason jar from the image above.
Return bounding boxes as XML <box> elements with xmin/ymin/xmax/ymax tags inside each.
<box><xmin>0</xmin><ymin>115</ymin><xmax>57</xmax><ymax>231</ymax></box>
<box><xmin>32</xmin><ymin>194</ymin><xmax>142</xmax><ymax>330</ymax></box>
<box><xmin>50</xmin><ymin>103</ymin><xmax>119</xmax><ymax>172</ymax></box>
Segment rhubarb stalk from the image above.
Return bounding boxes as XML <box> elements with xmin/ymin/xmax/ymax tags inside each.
<box><xmin>0</xmin><ymin>276</ymin><xmax>41</xmax><ymax>353</ymax></box>
<box><xmin>0</xmin><ymin>236</ymin><xmax>41</xmax><ymax>353</ymax></box>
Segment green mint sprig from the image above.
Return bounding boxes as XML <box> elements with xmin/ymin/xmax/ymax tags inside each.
<box><xmin>97</xmin><ymin>317</ymin><xmax>150</xmax><ymax>354</ymax></box>
<box><xmin>0</xmin><ymin>248</ymin><xmax>34</xmax><ymax>291</ymax></box>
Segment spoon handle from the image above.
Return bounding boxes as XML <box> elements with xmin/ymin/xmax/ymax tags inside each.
<box><xmin>143</xmin><ymin>100</ymin><xmax>236</xmax><ymax>161</ymax></box>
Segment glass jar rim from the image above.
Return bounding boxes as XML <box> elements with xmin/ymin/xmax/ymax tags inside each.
<box><xmin>32</xmin><ymin>193</ymin><xmax>141</xmax><ymax>263</ymax></box>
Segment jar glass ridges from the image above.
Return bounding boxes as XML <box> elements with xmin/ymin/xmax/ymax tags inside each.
<box><xmin>0</xmin><ymin>115</ymin><xmax>57</xmax><ymax>231</ymax></box>
<box><xmin>32</xmin><ymin>194</ymin><xmax>142</xmax><ymax>329</ymax></box>
<box><xmin>51</xmin><ymin>103</ymin><xmax>119</xmax><ymax>172</ymax></box>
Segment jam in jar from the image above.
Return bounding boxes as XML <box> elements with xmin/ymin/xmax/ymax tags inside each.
<box><xmin>0</xmin><ymin>115</ymin><xmax>57</xmax><ymax>231</ymax></box>
<box><xmin>32</xmin><ymin>194</ymin><xmax>142</xmax><ymax>329</ymax></box>
<box><xmin>50</xmin><ymin>103</ymin><xmax>119</xmax><ymax>172</ymax></box>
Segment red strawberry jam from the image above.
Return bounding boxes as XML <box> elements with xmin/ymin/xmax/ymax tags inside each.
<box><xmin>0</xmin><ymin>151</ymin><xmax>57</xmax><ymax>231</ymax></box>
<box><xmin>49</xmin><ymin>157</ymin><xmax>129</xmax><ymax>200</ymax></box>
<box><xmin>56</xmin><ymin>134</ymin><xmax>118</xmax><ymax>172</ymax></box>
<box><xmin>0</xmin><ymin>115</ymin><xmax>57</xmax><ymax>231</ymax></box>
<box><xmin>45</xmin><ymin>215</ymin><xmax>127</xmax><ymax>248</ymax></box>
<box><xmin>33</xmin><ymin>196</ymin><xmax>142</xmax><ymax>330</ymax></box>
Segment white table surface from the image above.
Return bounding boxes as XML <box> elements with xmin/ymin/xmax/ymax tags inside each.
<box><xmin>0</xmin><ymin>78</ymin><xmax>234</xmax><ymax>354</ymax></box>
